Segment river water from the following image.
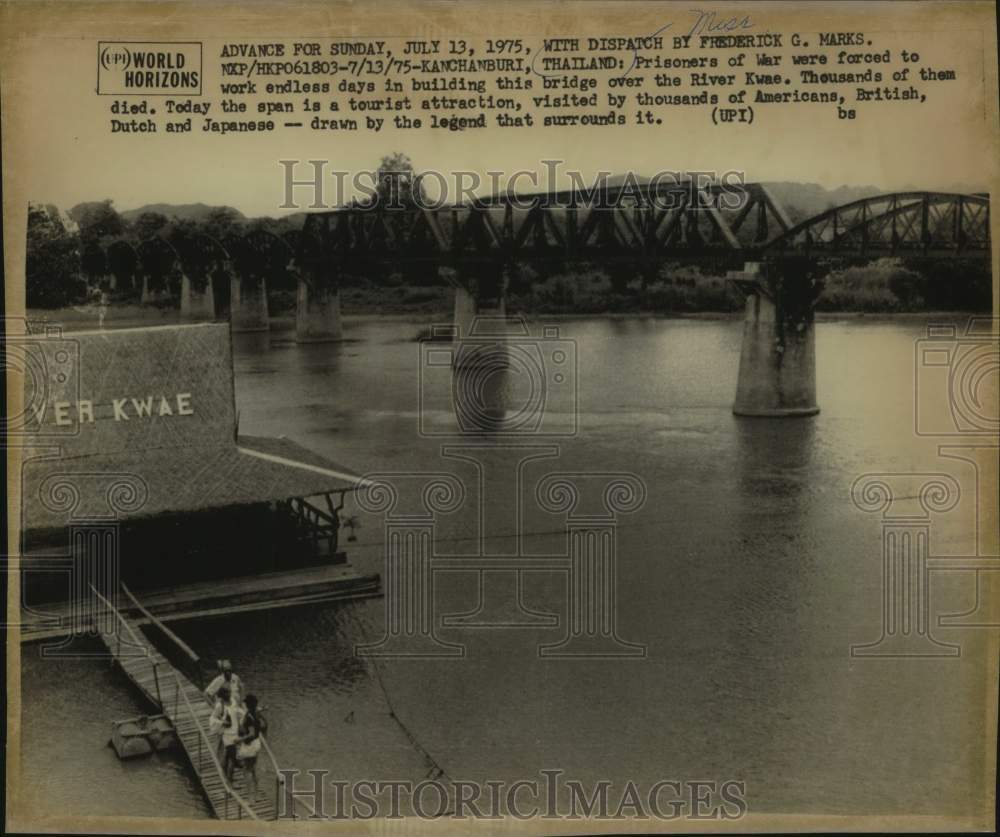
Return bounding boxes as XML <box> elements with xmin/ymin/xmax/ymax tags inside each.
<box><xmin>19</xmin><ymin>314</ymin><xmax>993</xmax><ymax>822</ymax></box>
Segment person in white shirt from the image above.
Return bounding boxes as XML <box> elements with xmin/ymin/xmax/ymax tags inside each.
<box><xmin>210</xmin><ymin>685</ymin><xmax>245</xmax><ymax>783</ymax></box>
<box><xmin>204</xmin><ymin>659</ymin><xmax>243</xmax><ymax>706</ymax></box>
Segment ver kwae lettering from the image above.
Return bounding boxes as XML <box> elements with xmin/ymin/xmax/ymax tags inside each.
<box><xmin>40</xmin><ymin>393</ymin><xmax>195</xmax><ymax>426</ymax></box>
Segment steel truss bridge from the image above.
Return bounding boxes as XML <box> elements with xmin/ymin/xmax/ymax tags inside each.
<box><xmin>294</xmin><ymin>188</ymin><xmax>991</xmax><ymax>276</ymax></box>
<box><xmin>765</xmin><ymin>192</ymin><xmax>991</xmax><ymax>259</ymax></box>
<box><xmin>89</xmin><ymin>188</ymin><xmax>990</xmax><ymax>291</ymax></box>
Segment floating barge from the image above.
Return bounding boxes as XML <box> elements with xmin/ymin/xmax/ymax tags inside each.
<box><xmin>17</xmin><ymin>322</ymin><xmax>380</xmax><ymax>642</ymax></box>
<box><xmin>110</xmin><ymin>713</ymin><xmax>177</xmax><ymax>759</ymax></box>
<box><xmin>93</xmin><ymin>583</ymin><xmax>305</xmax><ymax>820</ymax></box>
<box><xmin>20</xmin><ymin>561</ymin><xmax>379</xmax><ymax>643</ymax></box>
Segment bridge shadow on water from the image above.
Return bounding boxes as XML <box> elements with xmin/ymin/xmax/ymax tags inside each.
<box><xmin>450</xmin><ymin>347</ymin><xmax>544</xmax><ymax>436</ymax></box>
<box><xmin>733</xmin><ymin>416</ymin><xmax>817</xmax><ymax>503</ymax></box>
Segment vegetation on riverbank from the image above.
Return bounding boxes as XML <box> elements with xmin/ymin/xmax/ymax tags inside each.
<box><xmin>304</xmin><ymin>256</ymin><xmax>989</xmax><ymax>316</ymax></box>
<box><xmin>26</xmin><ymin>196</ymin><xmax>991</xmax><ymax>316</ymax></box>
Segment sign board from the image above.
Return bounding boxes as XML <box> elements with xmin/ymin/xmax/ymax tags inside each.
<box><xmin>22</xmin><ymin>323</ymin><xmax>235</xmax><ymax>457</ymax></box>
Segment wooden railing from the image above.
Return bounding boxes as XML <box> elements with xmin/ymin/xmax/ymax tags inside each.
<box><xmin>290</xmin><ymin>496</ymin><xmax>338</xmax><ymax>527</ymax></box>
<box><xmin>90</xmin><ymin>585</ymin><xmax>259</xmax><ymax>821</ymax></box>
<box><xmin>120</xmin><ymin>582</ymin><xmax>205</xmax><ymax>687</ymax></box>
<box><xmin>286</xmin><ymin>495</ymin><xmax>341</xmax><ymax>558</ymax></box>
<box><xmin>167</xmin><ymin>668</ymin><xmax>260</xmax><ymax>821</ymax></box>
<box><xmin>95</xmin><ymin>583</ymin><xmax>325</xmax><ymax>821</ymax></box>
<box><xmin>90</xmin><ymin>584</ymin><xmax>165</xmax><ymax>705</ymax></box>
<box><xmin>257</xmin><ymin>726</ymin><xmax>319</xmax><ymax>820</ymax></box>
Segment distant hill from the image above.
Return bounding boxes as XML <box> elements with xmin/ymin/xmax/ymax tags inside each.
<box><xmin>118</xmin><ymin>203</ymin><xmax>248</xmax><ymax>223</ymax></box>
<box><xmin>271</xmin><ymin>212</ymin><xmax>309</xmax><ymax>230</ymax></box>
<box><xmin>759</xmin><ymin>182</ymin><xmax>883</xmax><ymax>224</ymax></box>
<box><xmin>596</xmin><ymin>178</ymin><xmax>885</xmax><ymax>223</ymax></box>
<box><xmin>117</xmin><ymin>203</ymin><xmax>312</xmax><ymax>231</ymax></box>
<box><xmin>759</xmin><ymin>180</ymin><xmax>989</xmax><ymax>224</ymax></box>
<box><xmin>104</xmin><ymin>180</ymin><xmax>986</xmax><ymax>231</ymax></box>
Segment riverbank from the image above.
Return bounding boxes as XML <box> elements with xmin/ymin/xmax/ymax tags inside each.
<box><xmin>27</xmin><ymin>300</ymin><xmax>988</xmax><ymax>332</ymax></box>
<box><xmin>29</xmin><ymin>253</ymin><xmax>990</xmax><ymax>327</ymax></box>
<box><xmin>26</xmin><ymin>305</ymin><xmax>989</xmax><ymax>332</ymax></box>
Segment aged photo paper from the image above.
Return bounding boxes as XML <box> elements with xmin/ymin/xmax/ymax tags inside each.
<box><xmin>2</xmin><ymin>0</ymin><xmax>998</xmax><ymax>833</ymax></box>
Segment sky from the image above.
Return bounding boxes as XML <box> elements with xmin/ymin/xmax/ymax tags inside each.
<box><xmin>5</xmin><ymin>3</ymin><xmax>997</xmax><ymax>219</ymax></box>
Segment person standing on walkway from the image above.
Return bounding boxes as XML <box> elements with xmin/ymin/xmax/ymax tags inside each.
<box><xmin>210</xmin><ymin>686</ymin><xmax>244</xmax><ymax>783</ymax></box>
<box><xmin>205</xmin><ymin>659</ymin><xmax>243</xmax><ymax>706</ymax></box>
<box><xmin>236</xmin><ymin>694</ymin><xmax>266</xmax><ymax>799</ymax></box>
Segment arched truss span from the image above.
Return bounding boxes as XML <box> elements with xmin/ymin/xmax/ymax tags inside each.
<box><xmin>764</xmin><ymin>192</ymin><xmax>990</xmax><ymax>258</ymax></box>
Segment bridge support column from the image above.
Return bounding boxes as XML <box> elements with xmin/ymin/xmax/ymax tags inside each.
<box><xmin>732</xmin><ymin>261</ymin><xmax>819</xmax><ymax>417</ymax></box>
<box><xmin>296</xmin><ymin>273</ymin><xmax>343</xmax><ymax>342</ymax></box>
<box><xmin>180</xmin><ymin>275</ymin><xmax>215</xmax><ymax>322</ymax></box>
<box><xmin>454</xmin><ymin>283</ymin><xmax>508</xmax><ymax>336</ymax></box>
<box><xmin>452</xmin><ymin>265</ymin><xmax>509</xmax><ymax>360</ymax></box>
<box><xmin>448</xmin><ymin>267</ymin><xmax>516</xmax><ymax>432</ymax></box>
<box><xmin>139</xmin><ymin>277</ymin><xmax>170</xmax><ymax>305</ymax></box>
<box><xmin>453</xmin><ymin>285</ymin><xmax>479</xmax><ymax>341</ymax></box>
<box><xmin>230</xmin><ymin>277</ymin><xmax>269</xmax><ymax>333</ymax></box>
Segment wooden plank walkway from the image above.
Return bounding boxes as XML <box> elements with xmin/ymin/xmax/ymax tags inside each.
<box><xmin>93</xmin><ymin>588</ymin><xmax>277</xmax><ymax>821</ymax></box>
<box><xmin>22</xmin><ymin>562</ymin><xmax>380</xmax><ymax>643</ymax></box>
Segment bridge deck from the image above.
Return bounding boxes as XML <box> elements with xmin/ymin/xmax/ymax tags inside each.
<box><xmin>95</xmin><ymin>589</ymin><xmax>278</xmax><ymax>821</ymax></box>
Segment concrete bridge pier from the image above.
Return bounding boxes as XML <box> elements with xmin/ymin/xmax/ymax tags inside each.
<box><xmin>454</xmin><ymin>285</ymin><xmax>507</xmax><ymax>337</ymax></box>
<box><xmin>139</xmin><ymin>276</ymin><xmax>172</xmax><ymax>305</ymax></box>
<box><xmin>230</xmin><ymin>277</ymin><xmax>269</xmax><ymax>333</ymax></box>
<box><xmin>180</xmin><ymin>275</ymin><xmax>216</xmax><ymax>322</ymax></box>
<box><xmin>140</xmin><ymin>276</ymin><xmax>156</xmax><ymax>304</ymax></box>
<box><xmin>452</xmin><ymin>265</ymin><xmax>509</xmax><ymax>353</ymax></box>
<box><xmin>296</xmin><ymin>270</ymin><xmax>343</xmax><ymax>342</ymax></box>
<box><xmin>453</xmin><ymin>284</ymin><xmax>479</xmax><ymax>342</ymax></box>
<box><xmin>732</xmin><ymin>261</ymin><xmax>819</xmax><ymax>417</ymax></box>
<box><xmin>449</xmin><ymin>266</ymin><xmax>515</xmax><ymax>432</ymax></box>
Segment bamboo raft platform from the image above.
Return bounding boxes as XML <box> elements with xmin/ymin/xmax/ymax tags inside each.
<box><xmin>92</xmin><ymin>584</ymin><xmax>321</xmax><ymax>822</ymax></box>
<box><xmin>21</xmin><ymin>561</ymin><xmax>380</xmax><ymax>643</ymax></box>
